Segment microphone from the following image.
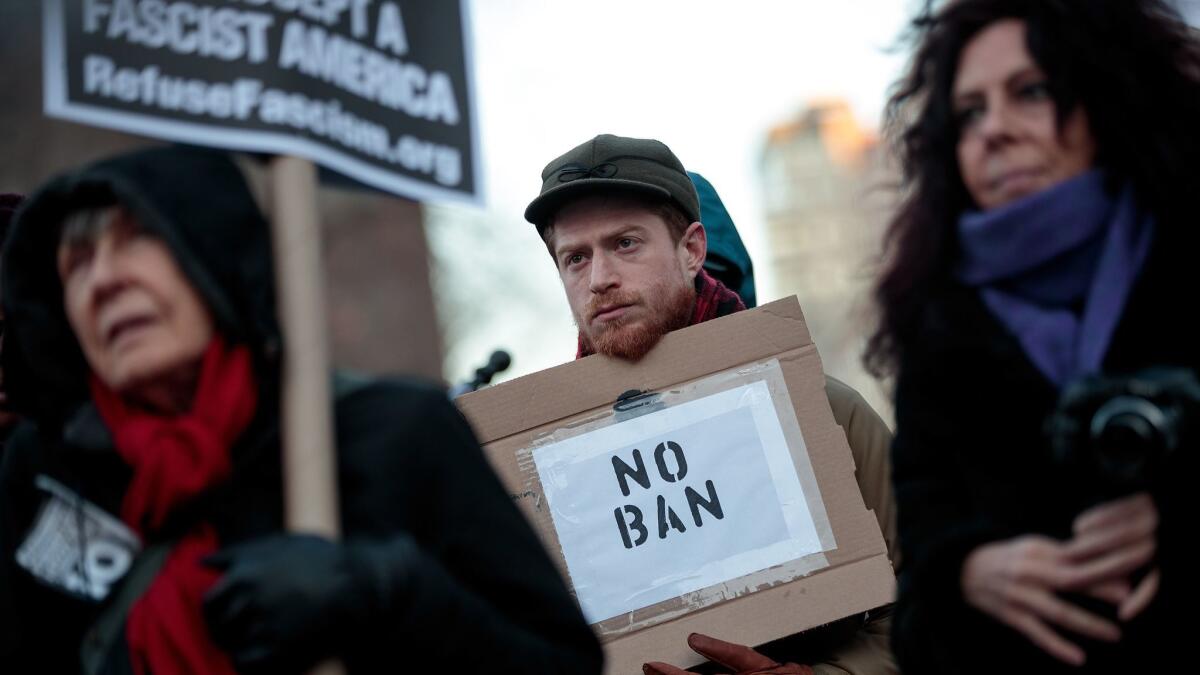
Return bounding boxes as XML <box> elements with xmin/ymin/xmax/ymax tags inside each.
<box><xmin>449</xmin><ymin>349</ymin><xmax>512</xmax><ymax>398</ymax></box>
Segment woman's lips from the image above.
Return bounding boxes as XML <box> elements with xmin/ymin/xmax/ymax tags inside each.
<box><xmin>105</xmin><ymin>315</ymin><xmax>156</xmax><ymax>347</ymax></box>
<box><xmin>989</xmin><ymin>168</ymin><xmax>1044</xmax><ymax>198</ymax></box>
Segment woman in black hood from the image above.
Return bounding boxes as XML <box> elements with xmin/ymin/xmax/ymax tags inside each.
<box><xmin>0</xmin><ymin>146</ymin><xmax>602</xmax><ymax>674</ymax></box>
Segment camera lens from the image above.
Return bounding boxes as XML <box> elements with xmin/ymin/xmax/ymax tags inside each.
<box><xmin>1089</xmin><ymin>396</ymin><xmax>1168</xmax><ymax>484</ymax></box>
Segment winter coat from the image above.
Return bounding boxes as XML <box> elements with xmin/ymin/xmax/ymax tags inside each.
<box><xmin>889</xmin><ymin>224</ymin><xmax>1196</xmax><ymax>674</ymax></box>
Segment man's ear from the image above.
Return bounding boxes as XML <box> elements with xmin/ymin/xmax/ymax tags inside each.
<box><xmin>680</xmin><ymin>221</ymin><xmax>707</xmax><ymax>280</ymax></box>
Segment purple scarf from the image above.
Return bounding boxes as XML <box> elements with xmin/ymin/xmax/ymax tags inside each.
<box><xmin>956</xmin><ymin>170</ymin><xmax>1155</xmax><ymax>387</ymax></box>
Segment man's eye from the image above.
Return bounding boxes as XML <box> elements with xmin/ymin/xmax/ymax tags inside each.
<box><xmin>567</xmin><ymin>254</ymin><xmax>584</xmax><ymax>266</ymax></box>
<box><xmin>617</xmin><ymin>238</ymin><xmax>634</xmax><ymax>249</ymax></box>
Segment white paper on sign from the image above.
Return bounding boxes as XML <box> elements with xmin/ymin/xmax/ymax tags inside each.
<box><xmin>16</xmin><ymin>476</ymin><xmax>141</xmax><ymax>601</ymax></box>
<box><xmin>533</xmin><ymin>380</ymin><xmax>824</xmax><ymax>624</ymax></box>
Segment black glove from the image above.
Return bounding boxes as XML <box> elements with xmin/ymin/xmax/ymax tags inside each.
<box><xmin>202</xmin><ymin>533</ymin><xmax>415</xmax><ymax>673</ymax></box>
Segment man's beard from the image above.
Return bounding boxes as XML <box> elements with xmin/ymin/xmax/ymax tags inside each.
<box><xmin>577</xmin><ymin>275</ymin><xmax>696</xmax><ymax>361</ymax></box>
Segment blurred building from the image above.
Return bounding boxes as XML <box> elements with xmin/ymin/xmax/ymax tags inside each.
<box><xmin>760</xmin><ymin>100</ymin><xmax>896</xmax><ymax>421</ymax></box>
<box><xmin>0</xmin><ymin>1</ymin><xmax>442</xmax><ymax>381</ymax></box>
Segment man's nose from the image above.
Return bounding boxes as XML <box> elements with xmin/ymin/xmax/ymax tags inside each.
<box><xmin>588</xmin><ymin>251</ymin><xmax>620</xmax><ymax>294</ymax></box>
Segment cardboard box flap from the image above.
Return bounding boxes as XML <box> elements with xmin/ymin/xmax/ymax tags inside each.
<box><xmin>458</xmin><ymin>297</ymin><xmax>813</xmax><ymax>445</ymax></box>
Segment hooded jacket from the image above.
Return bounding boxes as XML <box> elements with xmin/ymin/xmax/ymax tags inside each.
<box><xmin>0</xmin><ymin>146</ymin><xmax>602</xmax><ymax>674</ymax></box>
<box><xmin>689</xmin><ymin>172</ymin><xmax>756</xmax><ymax>309</ymax></box>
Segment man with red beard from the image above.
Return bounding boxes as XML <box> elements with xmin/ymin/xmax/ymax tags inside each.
<box><xmin>526</xmin><ymin>135</ymin><xmax>898</xmax><ymax>675</ymax></box>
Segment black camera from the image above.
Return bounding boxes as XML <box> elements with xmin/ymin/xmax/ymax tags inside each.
<box><xmin>1047</xmin><ymin>367</ymin><xmax>1200</xmax><ymax>496</ymax></box>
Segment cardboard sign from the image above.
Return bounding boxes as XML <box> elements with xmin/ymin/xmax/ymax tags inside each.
<box><xmin>457</xmin><ymin>297</ymin><xmax>894</xmax><ymax>674</ymax></box>
<box><xmin>42</xmin><ymin>0</ymin><xmax>481</xmax><ymax>204</ymax></box>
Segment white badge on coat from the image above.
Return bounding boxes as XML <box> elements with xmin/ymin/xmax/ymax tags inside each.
<box><xmin>15</xmin><ymin>475</ymin><xmax>142</xmax><ymax>602</ymax></box>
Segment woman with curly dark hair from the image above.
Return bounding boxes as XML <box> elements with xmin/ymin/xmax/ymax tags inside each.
<box><xmin>866</xmin><ymin>1</ymin><xmax>1200</xmax><ymax>672</ymax></box>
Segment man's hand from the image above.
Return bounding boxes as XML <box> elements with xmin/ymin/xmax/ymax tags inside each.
<box><xmin>960</xmin><ymin>492</ymin><xmax>1159</xmax><ymax>666</ymax></box>
<box><xmin>643</xmin><ymin>633</ymin><xmax>812</xmax><ymax>675</ymax></box>
<box><xmin>203</xmin><ymin>533</ymin><xmax>413</xmax><ymax>673</ymax></box>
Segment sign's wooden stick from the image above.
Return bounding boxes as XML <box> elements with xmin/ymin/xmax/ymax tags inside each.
<box><xmin>271</xmin><ymin>155</ymin><xmax>338</xmax><ymax>537</ymax></box>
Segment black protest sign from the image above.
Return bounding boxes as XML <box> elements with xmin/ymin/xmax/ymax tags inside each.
<box><xmin>43</xmin><ymin>0</ymin><xmax>480</xmax><ymax>203</ymax></box>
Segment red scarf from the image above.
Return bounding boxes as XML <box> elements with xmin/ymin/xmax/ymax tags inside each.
<box><xmin>689</xmin><ymin>268</ymin><xmax>747</xmax><ymax>326</ymax></box>
<box><xmin>91</xmin><ymin>338</ymin><xmax>258</xmax><ymax>675</ymax></box>
<box><xmin>576</xmin><ymin>268</ymin><xmax>746</xmax><ymax>358</ymax></box>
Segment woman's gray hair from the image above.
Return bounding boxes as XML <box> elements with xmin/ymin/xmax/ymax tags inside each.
<box><xmin>58</xmin><ymin>206</ymin><xmax>123</xmax><ymax>250</ymax></box>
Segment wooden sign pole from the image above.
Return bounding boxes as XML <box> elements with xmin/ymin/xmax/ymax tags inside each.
<box><xmin>268</xmin><ymin>155</ymin><xmax>344</xmax><ymax>675</ymax></box>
